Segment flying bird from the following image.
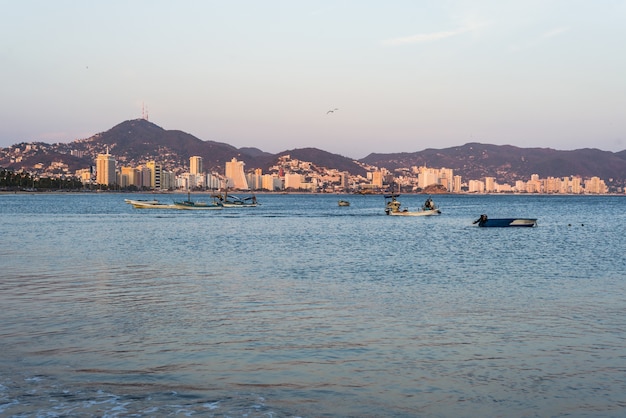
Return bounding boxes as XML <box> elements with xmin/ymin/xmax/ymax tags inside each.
<box><xmin>326</xmin><ymin>108</ymin><xmax>339</xmax><ymax>114</ymax></box>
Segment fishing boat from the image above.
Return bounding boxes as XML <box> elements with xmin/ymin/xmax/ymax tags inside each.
<box><xmin>473</xmin><ymin>214</ymin><xmax>537</xmax><ymax>227</ymax></box>
<box><xmin>212</xmin><ymin>191</ymin><xmax>258</xmax><ymax>208</ymax></box>
<box><xmin>384</xmin><ymin>194</ymin><xmax>441</xmax><ymax>216</ymax></box>
<box><xmin>338</xmin><ymin>200</ymin><xmax>350</xmax><ymax>207</ymax></box>
<box><xmin>173</xmin><ymin>191</ymin><xmax>222</xmax><ymax>210</ymax></box>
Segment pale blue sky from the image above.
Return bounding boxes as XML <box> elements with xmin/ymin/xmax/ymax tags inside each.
<box><xmin>1</xmin><ymin>0</ymin><xmax>625</xmax><ymax>159</ymax></box>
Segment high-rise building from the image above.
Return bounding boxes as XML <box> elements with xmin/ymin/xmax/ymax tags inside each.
<box><xmin>469</xmin><ymin>179</ymin><xmax>485</xmax><ymax>193</ymax></box>
<box><xmin>225</xmin><ymin>158</ymin><xmax>249</xmax><ymax>190</ymax></box>
<box><xmin>245</xmin><ymin>168</ymin><xmax>263</xmax><ymax>190</ymax></box>
<box><xmin>96</xmin><ymin>151</ymin><xmax>116</xmax><ymax>186</ymax></box>
<box><xmin>139</xmin><ymin>166</ymin><xmax>152</xmax><ymax>189</ymax></box>
<box><xmin>206</xmin><ymin>173</ymin><xmax>221</xmax><ymax>190</ymax></box>
<box><xmin>484</xmin><ymin>177</ymin><xmax>496</xmax><ymax>193</ymax></box>
<box><xmin>371</xmin><ymin>171</ymin><xmax>383</xmax><ymax>188</ymax></box>
<box><xmin>190</xmin><ymin>156</ymin><xmax>203</xmax><ymax>175</ymax></box>
<box><xmin>119</xmin><ymin>166</ymin><xmax>142</xmax><ymax>188</ymax></box>
<box><xmin>261</xmin><ymin>174</ymin><xmax>280</xmax><ymax>191</ymax></box>
<box><xmin>585</xmin><ymin>176</ymin><xmax>607</xmax><ymax>194</ymax></box>
<box><xmin>571</xmin><ymin>176</ymin><xmax>582</xmax><ymax>194</ymax></box>
<box><xmin>146</xmin><ymin>161</ymin><xmax>162</xmax><ymax>189</ymax></box>
<box><xmin>417</xmin><ymin>167</ymin><xmax>438</xmax><ymax>189</ymax></box>
<box><xmin>340</xmin><ymin>171</ymin><xmax>349</xmax><ymax>190</ymax></box>
<box><xmin>453</xmin><ymin>175</ymin><xmax>463</xmax><ymax>193</ymax></box>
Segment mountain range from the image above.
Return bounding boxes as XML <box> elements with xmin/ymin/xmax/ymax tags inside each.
<box><xmin>2</xmin><ymin>119</ymin><xmax>626</xmax><ymax>187</ymax></box>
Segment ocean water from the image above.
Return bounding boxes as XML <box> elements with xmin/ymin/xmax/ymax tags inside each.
<box><xmin>1</xmin><ymin>192</ymin><xmax>625</xmax><ymax>417</ymax></box>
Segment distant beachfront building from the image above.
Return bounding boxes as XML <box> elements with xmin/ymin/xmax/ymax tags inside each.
<box><xmin>526</xmin><ymin>175</ymin><xmax>542</xmax><ymax>193</ymax></box>
<box><xmin>371</xmin><ymin>171</ymin><xmax>383</xmax><ymax>188</ymax></box>
<box><xmin>284</xmin><ymin>173</ymin><xmax>303</xmax><ymax>190</ymax></box>
<box><xmin>453</xmin><ymin>175</ymin><xmax>463</xmax><ymax>193</ymax></box>
<box><xmin>190</xmin><ymin>156</ymin><xmax>203</xmax><ymax>175</ymax></box>
<box><xmin>146</xmin><ymin>161</ymin><xmax>162</xmax><ymax>189</ymax></box>
<box><xmin>261</xmin><ymin>174</ymin><xmax>281</xmax><ymax>191</ymax></box>
<box><xmin>178</xmin><ymin>172</ymin><xmax>204</xmax><ymax>190</ymax></box>
<box><xmin>571</xmin><ymin>177</ymin><xmax>582</xmax><ymax>194</ymax></box>
<box><xmin>468</xmin><ymin>179</ymin><xmax>485</xmax><ymax>193</ymax></box>
<box><xmin>415</xmin><ymin>166</ymin><xmax>454</xmax><ymax>190</ymax></box>
<box><xmin>438</xmin><ymin>168</ymin><xmax>454</xmax><ymax>192</ymax></box>
<box><xmin>75</xmin><ymin>168</ymin><xmax>92</xmax><ymax>185</ymax></box>
<box><xmin>585</xmin><ymin>176</ymin><xmax>607</xmax><ymax>194</ymax></box>
<box><xmin>225</xmin><ymin>158</ymin><xmax>249</xmax><ymax>190</ymax></box>
<box><xmin>138</xmin><ymin>166</ymin><xmax>152</xmax><ymax>189</ymax></box>
<box><xmin>246</xmin><ymin>168</ymin><xmax>263</xmax><ymax>190</ymax></box>
<box><xmin>96</xmin><ymin>151</ymin><xmax>116</xmax><ymax>186</ymax></box>
<box><xmin>484</xmin><ymin>177</ymin><xmax>496</xmax><ymax>193</ymax></box>
<box><xmin>160</xmin><ymin>170</ymin><xmax>175</xmax><ymax>190</ymax></box>
<box><xmin>284</xmin><ymin>173</ymin><xmax>316</xmax><ymax>191</ymax></box>
<box><xmin>120</xmin><ymin>166</ymin><xmax>142</xmax><ymax>188</ymax></box>
<box><xmin>206</xmin><ymin>173</ymin><xmax>221</xmax><ymax>190</ymax></box>
<box><xmin>340</xmin><ymin>171</ymin><xmax>349</xmax><ymax>190</ymax></box>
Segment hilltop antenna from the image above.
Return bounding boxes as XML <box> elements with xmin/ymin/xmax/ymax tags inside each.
<box><xmin>142</xmin><ymin>102</ymin><xmax>149</xmax><ymax>121</ymax></box>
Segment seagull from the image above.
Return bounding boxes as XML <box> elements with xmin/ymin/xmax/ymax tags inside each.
<box><xmin>326</xmin><ymin>108</ymin><xmax>339</xmax><ymax>114</ymax></box>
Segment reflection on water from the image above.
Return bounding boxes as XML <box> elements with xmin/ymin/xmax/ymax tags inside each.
<box><xmin>1</xmin><ymin>193</ymin><xmax>625</xmax><ymax>417</ymax></box>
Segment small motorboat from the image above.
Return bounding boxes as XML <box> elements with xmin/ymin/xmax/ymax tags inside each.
<box><xmin>124</xmin><ymin>198</ymin><xmax>160</xmax><ymax>206</ymax></box>
<box><xmin>125</xmin><ymin>198</ymin><xmax>176</xmax><ymax>209</ymax></box>
<box><xmin>129</xmin><ymin>201</ymin><xmax>178</xmax><ymax>209</ymax></box>
<box><xmin>384</xmin><ymin>194</ymin><xmax>441</xmax><ymax>216</ymax></box>
<box><xmin>338</xmin><ymin>200</ymin><xmax>350</xmax><ymax>207</ymax></box>
<box><xmin>473</xmin><ymin>214</ymin><xmax>537</xmax><ymax>227</ymax></box>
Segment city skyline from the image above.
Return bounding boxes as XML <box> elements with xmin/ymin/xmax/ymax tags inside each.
<box><xmin>1</xmin><ymin>1</ymin><xmax>625</xmax><ymax>158</ymax></box>
<box><xmin>2</xmin><ymin>116</ymin><xmax>624</xmax><ymax>193</ymax></box>
<box><xmin>85</xmin><ymin>152</ymin><xmax>612</xmax><ymax>195</ymax></box>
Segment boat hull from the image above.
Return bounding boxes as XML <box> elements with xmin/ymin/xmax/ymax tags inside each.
<box><xmin>173</xmin><ymin>202</ymin><xmax>222</xmax><ymax>210</ymax></box>
<box><xmin>126</xmin><ymin>199</ymin><xmax>221</xmax><ymax>210</ymax></box>
<box><xmin>477</xmin><ymin>218</ymin><xmax>537</xmax><ymax>227</ymax></box>
<box><xmin>220</xmin><ymin>203</ymin><xmax>257</xmax><ymax>208</ymax></box>
<box><xmin>131</xmin><ymin>202</ymin><xmax>178</xmax><ymax>209</ymax></box>
<box><xmin>387</xmin><ymin>209</ymin><xmax>441</xmax><ymax>216</ymax></box>
<box><xmin>125</xmin><ymin>199</ymin><xmax>160</xmax><ymax>206</ymax></box>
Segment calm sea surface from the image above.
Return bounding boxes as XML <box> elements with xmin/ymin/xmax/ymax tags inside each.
<box><xmin>1</xmin><ymin>193</ymin><xmax>625</xmax><ymax>417</ymax></box>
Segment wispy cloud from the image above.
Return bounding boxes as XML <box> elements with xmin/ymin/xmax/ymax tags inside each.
<box><xmin>509</xmin><ymin>26</ymin><xmax>570</xmax><ymax>52</ymax></box>
<box><xmin>380</xmin><ymin>22</ymin><xmax>485</xmax><ymax>46</ymax></box>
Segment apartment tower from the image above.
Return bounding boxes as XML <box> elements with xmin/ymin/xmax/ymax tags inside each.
<box><xmin>96</xmin><ymin>151</ymin><xmax>116</xmax><ymax>186</ymax></box>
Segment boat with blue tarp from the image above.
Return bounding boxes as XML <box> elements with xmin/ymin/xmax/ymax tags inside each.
<box><xmin>473</xmin><ymin>214</ymin><xmax>537</xmax><ymax>227</ymax></box>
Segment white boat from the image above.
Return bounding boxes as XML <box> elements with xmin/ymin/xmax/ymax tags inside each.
<box><xmin>124</xmin><ymin>198</ymin><xmax>160</xmax><ymax>206</ymax></box>
<box><xmin>384</xmin><ymin>194</ymin><xmax>441</xmax><ymax>216</ymax></box>
<box><xmin>125</xmin><ymin>199</ymin><xmax>178</xmax><ymax>209</ymax></box>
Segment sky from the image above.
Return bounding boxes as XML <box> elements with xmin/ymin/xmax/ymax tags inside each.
<box><xmin>1</xmin><ymin>0</ymin><xmax>625</xmax><ymax>159</ymax></box>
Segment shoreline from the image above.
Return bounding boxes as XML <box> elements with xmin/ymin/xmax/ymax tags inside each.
<box><xmin>1</xmin><ymin>190</ymin><xmax>624</xmax><ymax>197</ymax></box>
